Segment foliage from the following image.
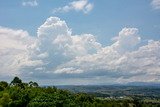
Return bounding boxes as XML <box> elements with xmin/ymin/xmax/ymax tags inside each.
<box><xmin>0</xmin><ymin>81</ymin><xmax>8</xmax><ymax>88</ymax></box>
<box><xmin>0</xmin><ymin>77</ymin><xmax>159</xmax><ymax>107</ymax></box>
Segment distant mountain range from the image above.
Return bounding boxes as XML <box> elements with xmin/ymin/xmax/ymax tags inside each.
<box><xmin>43</xmin><ymin>82</ymin><xmax>160</xmax><ymax>87</ymax></box>
<box><xmin>126</xmin><ymin>82</ymin><xmax>160</xmax><ymax>87</ymax></box>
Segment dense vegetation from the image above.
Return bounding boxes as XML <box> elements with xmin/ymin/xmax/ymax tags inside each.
<box><xmin>0</xmin><ymin>77</ymin><xmax>160</xmax><ymax>107</ymax></box>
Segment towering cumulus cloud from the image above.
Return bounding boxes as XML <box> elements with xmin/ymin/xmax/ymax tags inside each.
<box><xmin>0</xmin><ymin>17</ymin><xmax>159</xmax><ymax>84</ymax></box>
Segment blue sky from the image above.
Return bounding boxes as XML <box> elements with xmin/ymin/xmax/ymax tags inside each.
<box><xmin>0</xmin><ymin>0</ymin><xmax>160</xmax><ymax>85</ymax></box>
<box><xmin>0</xmin><ymin>0</ymin><xmax>160</xmax><ymax>45</ymax></box>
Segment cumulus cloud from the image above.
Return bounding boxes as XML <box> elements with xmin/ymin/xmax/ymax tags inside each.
<box><xmin>151</xmin><ymin>0</ymin><xmax>160</xmax><ymax>9</ymax></box>
<box><xmin>0</xmin><ymin>17</ymin><xmax>160</xmax><ymax>85</ymax></box>
<box><xmin>0</xmin><ymin>26</ymin><xmax>42</xmax><ymax>78</ymax></box>
<box><xmin>111</xmin><ymin>27</ymin><xmax>141</xmax><ymax>53</ymax></box>
<box><xmin>27</xmin><ymin>17</ymin><xmax>101</xmax><ymax>77</ymax></box>
<box><xmin>52</xmin><ymin>26</ymin><xmax>160</xmax><ymax>84</ymax></box>
<box><xmin>53</xmin><ymin>0</ymin><xmax>94</xmax><ymax>14</ymax></box>
<box><xmin>22</xmin><ymin>0</ymin><xmax>38</xmax><ymax>7</ymax></box>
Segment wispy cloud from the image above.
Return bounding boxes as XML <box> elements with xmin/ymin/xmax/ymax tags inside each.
<box><xmin>151</xmin><ymin>0</ymin><xmax>160</xmax><ymax>9</ymax></box>
<box><xmin>53</xmin><ymin>0</ymin><xmax>94</xmax><ymax>14</ymax></box>
<box><xmin>22</xmin><ymin>0</ymin><xmax>38</xmax><ymax>7</ymax></box>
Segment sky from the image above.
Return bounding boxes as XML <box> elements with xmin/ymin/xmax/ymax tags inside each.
<box><xmin>0</xmin><ymin>0</ymin><xmax>160</xmax><ymax>85</ymax></box>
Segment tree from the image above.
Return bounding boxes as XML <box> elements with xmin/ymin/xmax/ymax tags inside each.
<box><xmin>0</xmin><ymin>81</ymin><xmax>8</xmax><ymax>88</ymax></box>
<box><xmin>29</xmin><ymin>81</ymin><xmax>39</xmax><ymax>87</ymax></box>
<box><xmin>10</xmin><ymin>77</ymin><xmax>24</xmax><ymax>88</ymax></box>
<box><xmin>0</xmin><ymin>85</ymin><xmax>4</xmax><ymax>91</ymax></box>
<box><xmin>29</xmin><ymin>81</ymin><xmax>33</xmax><ymax>87</ymax></box>
<box><xmin>10</xmin><ymin>77</ymin><xmax>22</xmax><ymax>86</ymax></box>
<box><xmin>32</xmin><ymin>82</ymin><xmax>39</xmax><ymax>87</ymax></box>
<box><xmin>0</xmin><ymin>93</ymin><xmax>12</xmax><ymax>107</ymax></box>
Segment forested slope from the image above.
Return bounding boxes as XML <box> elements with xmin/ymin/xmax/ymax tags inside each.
<box><xmin>0</xmin><ymin>77</ymin><xmax>159</xmax><ymax>107</ymax></box>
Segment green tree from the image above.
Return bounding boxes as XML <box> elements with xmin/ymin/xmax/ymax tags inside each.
<box><xmin>0</xmin><ymin>85</ymin><xmax>4</xmax><ymax>91</ymax></box>
<box><xmin>10</xmin><ymin>77</ymin><xmax>25</xmax><ymax>89</ymax></box>
<box><xmin>0</xmin><ymin>81</ymin><xmax>8</xmax><ymax>88</ymax></box>
<box><xmin>0</xmin><ymin>93</ymin><xmax>12</xmax><ymax>107</ymax></box>
<box><xmin>10</xmin><ymin>77</ymin><xmax>22</xmax><ymax>86</ymax></box>
<box><xmin>29</xmin><ymin>81</ymin><xmax>39</xmax><ymax>87</ymax></box>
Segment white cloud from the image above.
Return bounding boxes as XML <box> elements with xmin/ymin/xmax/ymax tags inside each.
<box><xmin>111</xmin><ymin>27</ymin><xmax>141</xmax><ymax>53</ymax></box>
<box><xmin>54</xmin><ymin>27</ymin><xmax>160</xmax><ymax>83</ymax></box>
<box><xmin>0</xmin><ymin>17</ymin><xmax>160</xmax><ymax>85</ymax></box>
<box><xmin>0</xmin><ymin>26</ymin><xmax>42</xmax><ymax>78</ymax></box>
<box><xmin>53</xmin><ymin>0</ymin><xmax>94</xmax><ymax>14</ymax></box>
<box><xmin>54</xmin><ymin>67</ymin><xmax>83</xmax><ymax>74</ymax></box>
<box><xmin>151</xmin><ymin>0</ymin><xmax>160</xmax><ymax>9</ymax></box>
<box><xmin>28</xmin><ymin>17</ymin><xmax>101</xmax><ymax>75</ymax></box>
<box><xmin>22</xmin><ymin>0</ymin><xmax>38</xmax><ymax>7</ymax></box>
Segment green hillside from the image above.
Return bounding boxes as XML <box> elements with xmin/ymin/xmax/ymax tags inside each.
<box><xmin>0</xmin><ymin>77</ymin><xmax>159</xmax><ymax>107</ymax></box>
